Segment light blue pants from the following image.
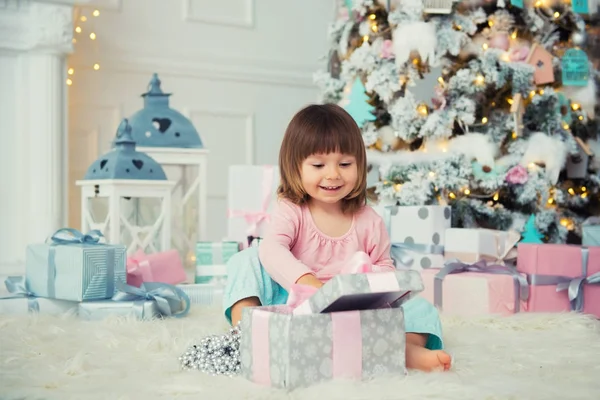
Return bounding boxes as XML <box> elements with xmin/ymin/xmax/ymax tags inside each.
<box><xmin>223</xmin><ymin>247</ymin><xmax>444</xmax><ymax>350</ymax></box>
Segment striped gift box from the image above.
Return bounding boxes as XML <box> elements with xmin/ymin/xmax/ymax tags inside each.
<box><xmin>25</xmin><ymin>242</ymin><xmax>127</xmax><ymax>302</ymax></box>
<box><xmin>195</xmin><ymin>242</ymin><xmax>239</xmax><ymax>284</ymax></box>
<box><xmin>177</xmin><ymin>283</ymin><xmax>224</xmax><ymax>306</ymax></box>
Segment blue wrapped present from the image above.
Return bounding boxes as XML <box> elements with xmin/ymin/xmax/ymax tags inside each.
<box><xmin>0</xmin><ymin>276</ymin><xmax>78</xmax><ymax>316</ymax></box>
<box><xmin>79</xmin><ymin>281</ymin><xmax>191</xmax><ymax>320</ymax></box>
<box><xmin>583</xmin><ymin>218</ymin><xmax>600</xmax><ymax>246</ymax></box>
<box><xmin>195</xmin><ymin>241</ymin><xmax>239</xmax><ymax>284</ymax></box>
<box><xmin>25</xmin><ymin>229</ymin><xmax>127</xmax><ymax>302</ymax></box>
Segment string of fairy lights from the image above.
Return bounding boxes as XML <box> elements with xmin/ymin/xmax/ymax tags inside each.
<box><xmin>66</xmin><ymin>8</ymin><xmax>101</xmax><ymax>86</ymax></box>
<box><xmin>354</xmin><ymin>1</ymin><xmax>597</xmax><ymax>226</ymax></box>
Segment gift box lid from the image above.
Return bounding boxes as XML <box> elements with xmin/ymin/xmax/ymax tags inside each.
<box><xmin>299</xmin><ymin>270</ymin><xmax>423</xmax><ymax>315</ymax></box>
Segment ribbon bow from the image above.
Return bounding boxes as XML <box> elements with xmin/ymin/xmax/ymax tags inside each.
<box><xmin>112</xmin><ymin>281</ymin><xmax>190</xmax><ymax>318</ymax></box>
<box><xmin>556</xmin><ymin>272</ymin><xmax>600</xmax><ymax>312</ymax></box>
<box><xmin>227</xmin><ymin>166</ymin><xmax>276</xmax><ymax>244</ymax></box>
<box><xmin>3</xmin><ymin>276</ymin><xmax>40</xmax><ymax>312</ymax></box>
<box><xmin>49</xmin><ymin>228</ymin><xmax>104</xmax><ymax>245</ymax></box>
<box><xmin>434</xmin><ymin>259</ymin><xmax>529</xmax><ymax>312</ymax></box>
<box><xmin>380</xmin><ymin>206</ymin><xmax>445</xmax><ymax>268</ymax></box>
<box><xmin>126</xmin><ymin>250</ymin><xmax>154</xmax><ymax>285</ymax></box>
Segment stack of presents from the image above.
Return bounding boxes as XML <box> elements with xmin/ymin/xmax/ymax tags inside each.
<box><xmin>3</xmin><ymin>164</ymin><xmax>600</xmax><ymax>389</ymax></box>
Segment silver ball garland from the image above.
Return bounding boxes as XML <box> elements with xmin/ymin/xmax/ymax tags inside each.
<box><xmin>179</xmin><ymin>324</ymin><xmax>242</xmax><ymax>376</ymax></box>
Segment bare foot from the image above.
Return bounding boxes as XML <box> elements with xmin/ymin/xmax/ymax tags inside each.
<box><xmin>406</xmin><ymin>343</ymin><xmax>452</xmax><ymax>372</ymax></box>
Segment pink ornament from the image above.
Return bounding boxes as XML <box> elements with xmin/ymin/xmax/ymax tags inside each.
<box><xmin>489</xmin><ymin>32</ymin><xmax>510</xmax><ymax>51</ymax></box>
<box><xmin>338</xmin><ymin>7</ymin><xmax>349</xmax><ymax>21</ymax></box>
<box><xmin>509</xmin><ymin>46</ymin><xmax>530</xmax><ymax>62</ymax></box>
<box><xmin>505</xmin><ymin>164</ymin><xmax>529</xmax><ymax>184</ymax></box>
<box><xmin>432</xmin><ymin>85</ymin><xmax>447</xmax><ymax>110</ymax></box>
<box><xmin>381</xmin><ymin>39</ymin><xmax>394</xmax><ymax>59</ymax></box>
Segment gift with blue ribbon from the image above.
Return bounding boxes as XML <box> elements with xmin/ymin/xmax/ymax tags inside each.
<box><xmin>79</xmin><ymin>281</ymin><xmax>191</xmax><ymax>320</ymax></box>
<box><xmin>376</xmin><ymin>205</ymin><xmax>450</xmax><ymax>270</ymax></box>
<box><xmin>518</xmin><ymin>244</ymin><xmax>600</xmax><ymax>315</ymax></box>
<box><xmin>0</xmin><ymin>276</ymin><xmax>78</xmax><ymax>315</ymax></box>
<box><xmin>25</xmin><ymin>228</ymin><xmax>127</xmax><ymax>302</ymax></box>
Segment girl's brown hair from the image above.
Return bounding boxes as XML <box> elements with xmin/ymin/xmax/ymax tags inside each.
<box><xmin>277</xmin><ymin>103</ymin><xmax>367</xmax><ymax>214</ymax></box>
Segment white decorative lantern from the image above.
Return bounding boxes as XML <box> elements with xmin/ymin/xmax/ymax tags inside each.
<box><xmin>76</xmin><ymin>119</ymin><xmax>174</xmax><ymax>254</ymax></box>
<box><xmin>127</xmin><ymin>73</ymin><xmax>209</xmax><ymax>266</ymax></box>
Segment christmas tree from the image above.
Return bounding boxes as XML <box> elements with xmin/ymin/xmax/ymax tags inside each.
<box><xmin>314</xmin><ymin>0</ymin><xmax>599</xmax><ymax>243</ymax></box>
<box><xmin>520</xmin><ymin>214</ymin><xmax>544</xmax><ymax>243</ymax></box>
<box><xmin>344</xmin><ymin>77</ymin><xmax>378</xmax><ymax>126</ymax></box>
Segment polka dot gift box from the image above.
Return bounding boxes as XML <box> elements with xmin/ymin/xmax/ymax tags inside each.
<box><xmin>374</xmin><ymin>205</ymin><xmax>451</xmax><ymax>270</ymax></box>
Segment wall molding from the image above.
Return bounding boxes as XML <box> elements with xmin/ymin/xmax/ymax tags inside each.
<box><xmin>183</xmin><ymin>107</ymin><xmax>255</xmax><ymax>197</ymax></box>
<box><xmin>68</xmin><ymin>52</ymin><xmax>320</xmax><ymax>88</ymax></box>
<box><xmin>182</xmin><ymin>0</ymin><xmax>255</xmax><ymax>29</ymax></box>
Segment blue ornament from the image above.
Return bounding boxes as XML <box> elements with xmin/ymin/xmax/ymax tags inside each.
<box><xmin>344</xmin><ymin>77</ymin><xmax>376</xmax><ymax>127</ymax></box>
<box><xmin>572</xmin><ymin>0</ymin><xmax>589</xmax><ymax>14</ymax></box>
<box><xmin>561</xmin><ymin>48</ymin><xmax>589</xmax><ymax>87</ymax></box>
<box><xmin>520</xmin><ymin>214</ymin><xmax>544</xmax><ymax>244</ymax></box>
<box><xmin>84</xmin><ymin>119</ymin><xmax>167</xmax><ymax>181</ymax></box>
<box><xmin>127</xmin><ymin>73</ymin><xmax>203</xmax><ymax>148</ymax></box>
<box><xmin>510</xmin><ymin>0</ymin><xmax>524</xmax><ymax>8</ymax></box>
<box><xmin>472</xmin><ymin>161</ymin><xmax>502</xmax><ymax>181</ymax></box>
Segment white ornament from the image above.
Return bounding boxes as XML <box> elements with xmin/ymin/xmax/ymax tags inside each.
<box><xmin>378</xmin><ymin>126</ymin><xmax>397</xmax><ymax>147</ymax></box>
<box><xmin>392</xmin><ymin>22</ymin><xmax>437</xmax><ymax>66</ymax></box>
<box><xmin>447</xmin><ymin>133</ymin><xmax>499</xmax><ymax>167</ymax></box>
<box><xmin>519</xmin><ymin>132</ymin><xmax>568</xmax><ymax>184</ymax></box>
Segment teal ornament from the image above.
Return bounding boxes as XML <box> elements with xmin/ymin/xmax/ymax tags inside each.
<box><xmin>84</xmin><ymin>119</ymin><xmax>167</xmax><ymax>180</ymax></box>
<box><xmin>344</xmin><ymin>77</ymin><xmax>376</xmax><ymax>127</ymax></box>
<box><xmin>572</xmin><ymin>0</ymin><xmax>589</xmax><ymax>14</ymax></box>
<box><xmin>344</xmin><ymin>0</ymin><xmax>353</xmax><ymax>11</ymax></box>
<box><xmin>555</xmin><ymin>92</ymin><xmax>573</xmax><ymax>126</ymax></box>
<box><xmin>561</xmin><ymin>48</ymin><xmax>589</xmax><ymax>87</ymax></box>
<box><xmin>520</xmin><ymin>215</ymin><xmax>544</xmax><ymax>244</ymax></box>
<box><xmin>510</xmin><ymin>0</ymin><xmax>524</xmax><ymax>8</ymax></box>
<box><xmin>472</xmin><ymin>161</ymin><xmax>499</xmax><ymax>181</ymax></box>
<box><xmin>128</xmin><ymin>73</ymin><xmax>203</xmax><ymax>148</ymax></box>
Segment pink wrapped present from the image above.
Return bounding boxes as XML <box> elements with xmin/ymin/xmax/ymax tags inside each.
<box><xmin>517</xmin><ymin>244</ymin><xmax>600</xmax><ymax>316</ymax></box>
<box><xmin>126</xmin><ymin>249</ymin><xmax>187</xmax><ymax>288</ymax></box>
<box><xmin>420</xmin><ymin>261</ymin><xmax>528</xmax><ymax>317</ymax></box>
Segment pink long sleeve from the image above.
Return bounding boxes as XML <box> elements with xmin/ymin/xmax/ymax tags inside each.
<box><xmin>258</xmin><ymin>200</ymin><xmax>315</xmax><ymax>289</ymax></box>
<box><xmin>366</xmin><ymin>213</ymin><xmax>395</xmax><ymax>272</ymax></box>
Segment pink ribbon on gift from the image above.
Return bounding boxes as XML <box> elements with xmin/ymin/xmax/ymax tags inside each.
<box><xmin>251</xmin><ymin>252</ymin><xmax>402</xmax><ymax>384</ymax></box>
<box><xmin>227</xmin><ymin>166</ymin><xmax>276</xmax><ymax>244</ymax></box>
<box><xmin>126</xmin><ymin>250</ymin><xmax>155</xmax><ymax>284</ymax></box>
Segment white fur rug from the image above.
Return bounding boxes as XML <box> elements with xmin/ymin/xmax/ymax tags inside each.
<box><xmin>1</xmin><ymin>307</ymin><xmax>599</xmax><ymax>400</ymax></box>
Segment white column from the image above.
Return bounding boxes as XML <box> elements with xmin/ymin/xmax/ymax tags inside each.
<box><xmin>0</xmin><ymin>0</ymin><xmax>79</xmax><ymax>276</ymax></box>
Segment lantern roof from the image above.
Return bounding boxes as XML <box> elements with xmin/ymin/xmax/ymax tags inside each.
<box><xmin>127</xmin><ymin>73</ymin><xmax>203</xmax><ymax>148</ymax></box>
<box><xmin>83</xmin><ymin>119</ymin><xmax>168</xmax><ymax>181</ymax></box>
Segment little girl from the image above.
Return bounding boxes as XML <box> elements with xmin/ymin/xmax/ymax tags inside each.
<box><xmin>223</xmin><ymin>103</ymin><xmax>451</xmax><ymax>372</ymax></box>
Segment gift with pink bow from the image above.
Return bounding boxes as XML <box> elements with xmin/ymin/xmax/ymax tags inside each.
<box><xmin>238</xmin><ymin>252</ymin><xmax>423</xmax><ymax>390</ymax></box>
<box><xmin>126</xmin><ymin>249</ymin><xmax>187</xmax><ymax>288</ymax></box>
<box><xmin>226</xmin><ymin>165</ymin><xmax>280</xmax><ymax>248</ymax></box>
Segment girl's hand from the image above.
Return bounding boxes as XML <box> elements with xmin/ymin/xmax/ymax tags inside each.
<box><xmin>296</xmin><ymin>273</ymin><xmax>324</xmax><ymax>289</ymax></box>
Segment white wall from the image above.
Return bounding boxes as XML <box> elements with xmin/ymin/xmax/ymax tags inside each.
<box><xmin>68</xmin><ymin>0</ymin><xmax>336</xmax><ymax>242</ymax></box>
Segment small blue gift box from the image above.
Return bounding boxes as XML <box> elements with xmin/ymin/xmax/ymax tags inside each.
<box><xmin>0</xmin><ymin>276</ymin><xmax>78</xmax><ymax>316</ymax></box>
<box><xmin>583</xmin><ymin>218</ymin><xmax>600</xmax><ymax>246</ymax></box>
<box><xmin>195</xmin><ymin>241</ymin><xmax>239</xmax><ymax>284</ymax></box>
<box><xmin>25</xmin><ymin>229</ymin><xmax>127</xmax><ymax>302</ymax></box>
<box><xmin>79</xmin><ymin>281</ymin><xmax>191</xmax><ymax>320</ymax></box>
